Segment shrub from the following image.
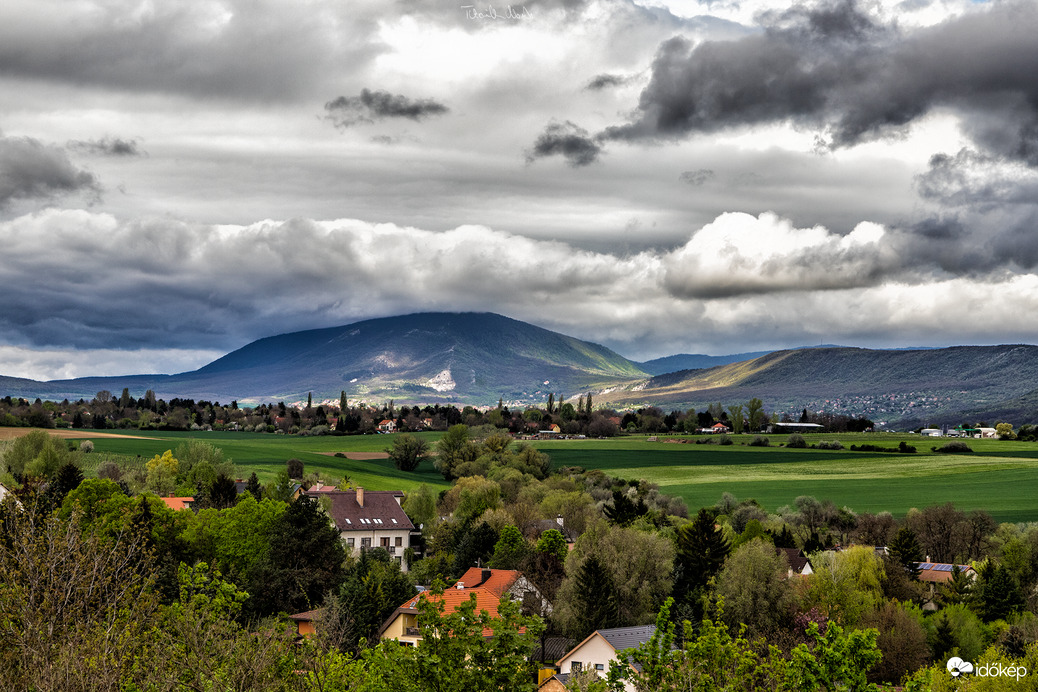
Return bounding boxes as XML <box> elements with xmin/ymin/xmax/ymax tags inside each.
<box><xmin>898</xmin><ymin>441</ymin><xmax>916</xmax><ymax>454</ymax></box>
<box><xmin>749</xmin><ymin>436</ymin><xmax>771</xmax><ymax>447</ymax></box>
<box><xmin>79</xmin><ymin>440</ymin><xmax>94</xmax><ymax>454</ymax></box>
<box><xmin>815</xmin><ymin>440</ymin><xmax>843</xmax><ymax>450</ymax></box>
<box><xmin>786</xmin><ymin>434</ymin><xmax>807</xmax><ymax>448</ymax></box>
<box><xmin>932</xmin><ymin>442</ymin><xmax>973</xmax><ymax>454</ymax></box>
<box><xmin>718</xmin><ymin>435</ymin><xmax>733</xmax><ymax>446</ymax></box>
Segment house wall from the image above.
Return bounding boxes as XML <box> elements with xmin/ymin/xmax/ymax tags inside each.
<box><xmin>296</xmin><ymin>619</ymin><xmax>316</xmax><ymax>637</ymax></box>
<box><xmin>341</xmin><ymin>528</ymin><xmax>412</xmax><ymax>570</ymax></box>
<box><xmin>558</xmin><ymin>635</ymin><xmax>636</xmax><ymax>692</ymax></box>
<box><xmin>380</xmin><ymin>612</ymin><xmax>421</xmax><ymax>646</ymax></box>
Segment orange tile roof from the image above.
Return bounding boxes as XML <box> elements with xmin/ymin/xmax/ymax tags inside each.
<box><xmin>160</xmin><ymin>497</ymin><xmax>194</xmax><ymax>511</ymax></box>
<box><xmin>393</xmin><ymin>569</ymin><xmax>525</xmax><ymax>637</ymax></box>
<box><xmin>456</xmin><ymin>567</ymin><xmax>520</xmax><ymax>596</ymax></box>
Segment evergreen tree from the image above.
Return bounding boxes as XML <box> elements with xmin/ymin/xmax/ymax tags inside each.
<box><xmin>47</xmin><ymin>462</ymin><xmax>84</xmax><ymax>507</ymax></box>
<box><xmin>976</xmin><ymin>563</ymin><xmax>1024</xmax><ymax>622</ymax></box>
<box><xmin>335</xmin><ymin>548</ymin><xmax>417</xmax><ymax>654</ymax></box>
<box><xmin>887</xmin><ymin>526</ymin><xmax>923</xmax><ymax>577</ymax></box>
<box><xmin>573</xmin><ymin>554</ymin><xmax>620</xmax><ymax>637</ymax></box>
<box><xmin>245</xmin><ymin>472</ymin><xmax>263</xmax><ymax>501</ymax></box>
<box><xmin>604</xmin><ymin>490</ymin><xmax>645</xmax><ymax>527</ymax></box>
<box><xmin>940</xmin><ymin>564</ymin><xmax>974</xmax><ymax>606</ymax></box>
<box><xmin>340</xmin><ymin>390</ymin><xmax>348</xmax><ymax>413</ymax></box>
<box><xmin>773</xmin><ymin>525</ymin><xmax>797</xmax><ymax>549</ymax></box>
<box><xmin>672</xmin><ymin>509</ymin><xmax>730</xmax><ymax>626</ymax></box>
<box><xmin>586</xmin><ymin>392</ymin><xmax>592</xmax><ymax>413</ymax></box>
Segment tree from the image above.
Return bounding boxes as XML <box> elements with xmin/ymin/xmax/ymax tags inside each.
<box><xmin>975</xmin><ymin>562</ymin><xmax>1024</xmax><ymax>622</ymax></box>
<box><xmin>996</xmin><ymin>422</ymin><xmax>1016</xmax><ymax>439</ymax></box>
<box><xmin>146</xmin><ymin>449</ymin><xmax>179</xmax><ymax>496</ymax></box>
<box><xmin>569</xmin><ymin>554</ymin><xmax>621</xmax><ymax>637</ymax></box>
<box><xmin>247</xmin><ymin>496</ymin><xmax>346</xmax><ymax>617</ymax></box>
<box><xmin>334</xmin><ymin>548</ymin><xmax>417</xmax><ymax>654</ymax></box>
<box><xmin>402</xmin><ymin>484</ymin><xmax>437</xmax><ymax>532</ymax></box>
<box><xmin>715</xmin><ymin>538</ymin><xmax>792</xmax><ymax>637</ymax></box>
<box><xmin>489</xmin><ymin>525</ymin><xmax>529</xmax><ymax>569</ymax></box>
<box><xmin>434</xmin><ymin>425</ymin><xmax>479</xmax><ymax>480</ymax></box>
<box><xmin>535</xmin><ymin>528</ymin><xmax>568</xmax><ymax>563</ymax></box>
<box><xmin>887</xmin><ymin>526</ymin><xmax>923</xmax><ymax>577</ymax></box>
<box><xmin>807</xmin><ymin>546</ymin><xmax>885</xmax><ymax>626</ymax></box>
<box><xmin>365</xmin><ymin>584</ymin><xmax>543</xmax><ymax>692</ymax></box>
<box><xmin>746</xmin><ymin>397</ymin><xmax>765</xmax><ymax>432</ymax></box>
<box><xmin>672</xmin><ymin>509</ymin><xmax>730</xmax><ymax>617</ymax></box>
<box><xmin>726</xmin><ymin>404</ymin><xmax>744</xmax><ymax>434</ymax></box>
<box><xmin>388</xmin><ymin>434</ymin><xmax>431</xmax><ymax>472</ymax></box>
<box><xmin>0</xmin><ymin>495</ymin><xmax>158</xmax><ymax>691</ymax></box>
<box><xmin>286</xmin><ymin>458</ymin><xmax>304</xmax><ymax>479</ymax></box>
<box><xmin>244</xmin><ymin>472</ymin><xmax>262</xmax><ymax>501</ymax></box>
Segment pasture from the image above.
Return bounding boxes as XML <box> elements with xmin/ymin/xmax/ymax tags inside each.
<box><xmin>19</xmin><ymin>428</ymin><xmax>1038</xmax><ymax>522</ymax></box>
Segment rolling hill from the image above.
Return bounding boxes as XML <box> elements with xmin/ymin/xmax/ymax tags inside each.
<box><xmin>1</xmin><ymin>313</ymin><xmax>649</xmax><ymax>405</ymax></box>
<box><xmin>597</xmin><ymin>345</ymin><xmax>1038</xmax><ymax>427</ymax></box>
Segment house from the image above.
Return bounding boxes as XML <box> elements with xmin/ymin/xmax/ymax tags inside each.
<box><xmin>915</xmin><ymin>562</ymin><xmax>977</xmax><ymax>583</ymax></box>
<box><xmin>555</xmin><ymin>625</ymin><xmax>657</xmax><ymax>691</ymax></box>
<box><xmin>379</xmin><ymin>568</ymin><xmax>545</xmax><ymax>646</ymax></box>
<box><xmin>306</xmin><ymin>487</ymin><xmax>415</xmax><ymax>571</ymax></box>
<box><xmin>707</xmin><ymin>423</ymin><xmax>730</xmax><ymax>434</ymax></box>
<box><xmin>978</xmin><ymin>427</ymin><xmax>998</xmax><ymax>438</ymax></box>
<box><xmin>378</xmin><ymin>419</ymin><xmax>397</xmax><ymax>433</ymax></box>
<box><xmin>777</xmin><ymin>547</ymin><xmax>813</xmax><ymax>577</ymax></box>
<box><xmin>0</xmin><ymin>482</ymin><xmax>11</xmax><ymax>503</ymax></box>
<box><xmin>287</xmin><ymin>609</ymin><xmax>321</xmax><ymax>637</ymax></box>
<box><xmin>537</xmin><ymin>672</ymin><xmax>571</xmax><ymax>691</ymax></box>
<box><xmin>159</xmin><ymin>496</ymin><xmax>194</xmax><ymax>511</ymax></box>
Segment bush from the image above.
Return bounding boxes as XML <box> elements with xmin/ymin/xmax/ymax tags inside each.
<box><xmin>718</xmin><ymin>435</ymin><xmax>733</xmax><ymax>446</ymax></box>
<box><xmin>79</xmin><ymin>440</ymin><xmax>94</xmax><ymax>454</ymax></box>
<box><xmin>749</xmin><ymin>436</ymin><xmax>771</xmax><ymax>447</ymax></box>
<box><xmin>786</xmin><ymin>434</ymin><xmax>807</xmax><ymax>448</ymax></box>
<box><xmin>815</xmin><ymin>440</ymin><xmax>843</xmax><ymax>450</ymax></box>
<box><xmin>898</xmin><ymin>441</ymin><xmax>916</xmax><ymax>454</ymax></box>
<box><xmin>932</xmin><ymin>442</ymin><xmax>973</xmax><ymax>454</ymax></box>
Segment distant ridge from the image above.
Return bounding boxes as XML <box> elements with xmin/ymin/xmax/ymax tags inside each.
<box><xmin>1</xmin><ymin>314</ymin><xmax>1036</xmax><ymax>426</ymax></box>
<box><xmin>0</xmin><ymin>312</ymin><xmax>648</xmax><ymax>405</ymax></box>
<box><xmin>636</xmin><ymin>351</ymin><xmax>774</xmax><ymax>375</ymax></box>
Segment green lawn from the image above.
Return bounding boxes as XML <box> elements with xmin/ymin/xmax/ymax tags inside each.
<box><xmin>530</xmin><ymin>434</ymin><xmax>1038</xmax><ymax>522</ymax></box>
<box><xmin>70</xmin><ymin>429</ymin><xmax>1038</xmax><ymax>522</ymax></box>
<box><xmin>79</xmin><ymin>430</ymin><xmax>449</xmax><ymax>494</ymax></box>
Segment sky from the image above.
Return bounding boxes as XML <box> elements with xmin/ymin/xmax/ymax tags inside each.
<box><xmin>2</xmin><ymin>0</ymin><xmax>1038</xmax><ymax>380</ymax></box>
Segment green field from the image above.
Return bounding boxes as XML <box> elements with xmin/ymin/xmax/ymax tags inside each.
<box><xmin>70</xmin><ymin>430</ymin><xmax>1038</xmax><ymax>523</ymax></box>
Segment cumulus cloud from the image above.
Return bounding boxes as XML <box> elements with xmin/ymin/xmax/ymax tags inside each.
<box><xmin>662</xmin><ymin>212</ymin><xmax>898</xmax><ymax>298</ymax></box>
<box><xmin>68</xmin><ymin>137</ymin><xmax>145</xmax><ymax>157</ymax></box>
<box><xmin>526</xmin><ymin>120</ymin><xmax>603</xmax><ymax>166</ymax></box>
<box><xmin>2</xmin><ymin>208</ymin><xmax>1038</xmax><ymax>370</ymax></box>
<box><xmin>325</xmin><ymin>89</ymin><xmax>449</xmax><ymax>128</ymax></box>
<box><xmin>0</xmin><ymin>134</ymin><xmax>99</xmax><ymax>208</ymax></box>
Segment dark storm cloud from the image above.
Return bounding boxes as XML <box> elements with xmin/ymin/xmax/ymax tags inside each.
<box><xmin>324</xmin><ymin>90</ymin><xmax>449</xmax><ymax>128</ymax></box>
<box><xmin>526</xmin><ymin>121</ymin><xmax>602</xmax><ymax>166</ymax></box>
<box><xmin>68</xmin><ymin>137</ymin><xmax>145</xmax><ymax>157</ymax></box>
<box><xmin>0</xmin><ymin>135</ymin><xmax>99</xmax><ymax>207</ymax></box>
<box><xmin>595</xmin><ymin>0</ymin><xmax>1038</xmax><ymax>163</ymax></box>
<box><xmin>585</xmin><ymin>73</ymin><xmax>629</xmax><ymax>90</ymax></box>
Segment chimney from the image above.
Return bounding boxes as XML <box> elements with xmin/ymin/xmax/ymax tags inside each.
<box><xmin>556</xmin><ymin>514</ymin><xmax>564</xmax><ymax>527</ymax></box>
<box><xmin>456</xmin><ymin>582</ymin><xmax>465</xmax><ymax>589</ymax></box>
<box><xmin>482</xmin><ymin>568</ymin><xmax>491</xmax><ymax>584</ymax></box>
<box><xmin>356</xmin><ymin>487</ymin><xmax>364</xmax><ymax>507</ymax></box>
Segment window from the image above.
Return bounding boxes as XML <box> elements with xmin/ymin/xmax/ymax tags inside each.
<box><xmin>381</xmin><ymin>537</ymin><xmax>390</xmax><ymax>547</ymax></box>
<box><xmin>595</xmin><ymin>664</ymin><xmax>604</xmax><ymax>671</ymax></box>
<box><xmin>571</xmin><ymin>662</ymin><xmax>582</xmax><ymax>673</ymax></box>
<box><xmin>346</xmin><ymin>538</ymin><xmax>355</xmax><ymax>548</ymax></box>
<box><xmin>361</xmin><ymin>537</ymin><xmax>371</xmax><ymax>549</ymax></box>
<box><xmin>395</xmin><ymin>536</ymin><xmax>403</xmax><ymax>547</ymax></box>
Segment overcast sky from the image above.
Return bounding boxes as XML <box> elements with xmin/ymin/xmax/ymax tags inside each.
<box><xmin>2</xmin><ymin>0</ymin><xmax>1036</xmax><ymax>380</ymax></box>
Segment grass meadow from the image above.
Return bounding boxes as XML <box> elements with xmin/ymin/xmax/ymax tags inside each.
<box><xmin>62</xmin><ymin>429</ymin><xmax>1038</xmax><ymax>523</ymax></box>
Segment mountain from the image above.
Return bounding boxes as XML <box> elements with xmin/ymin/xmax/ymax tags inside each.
<box><xmin>636</xmin><ymin>351</ymin><xmax>774</xmax><ymax>375</ymax></box>
<box><xmin>4</xmin><ymin>313</ymin><xmax>648</xmax><ymax>405</ymax></box>
<box><xmin>597</xmin><ymin>345</ymin><xmax>1038</xmax><ymax>427</ymax></box>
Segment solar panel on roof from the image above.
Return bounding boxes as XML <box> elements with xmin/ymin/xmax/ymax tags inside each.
<box><xmin>935</xmin><ymin>564</ymin><xmax>953</xmax><ymax>571</ymax></box>
<box><xmin>920</xmin><ymin>563</ymin><xmax>934</xmax><ymax>570</ymax></box>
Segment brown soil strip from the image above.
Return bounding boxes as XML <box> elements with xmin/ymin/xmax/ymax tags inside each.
<box><xmin>0</xmin><ymin>428</ymin><xmax>157</xmax><ymax>441</ymax></box>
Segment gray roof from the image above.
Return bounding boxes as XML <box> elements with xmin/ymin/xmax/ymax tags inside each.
<box><xmin>304</xmin><ymin>489</ymin><xmax>415</xmax><ymax>532</ymax></box>
<box><xmin>598</xmin><ymin>625</ymin><xmax>656</xmax><ymax>652</ymax></box>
